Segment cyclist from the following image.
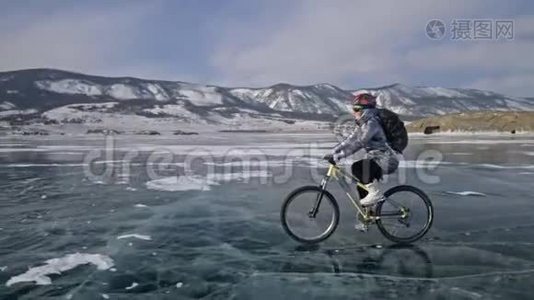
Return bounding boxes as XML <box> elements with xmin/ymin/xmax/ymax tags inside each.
<box><xmin>324</xmin><ymin>93</ymin><xmax>400</xmax><ymax>229</ymax></box>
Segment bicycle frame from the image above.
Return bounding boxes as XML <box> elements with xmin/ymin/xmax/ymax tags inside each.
<box><xmin>311</xmin><ymin>163</ymin><xmax>376</xmax><ymax>222</ymax></box>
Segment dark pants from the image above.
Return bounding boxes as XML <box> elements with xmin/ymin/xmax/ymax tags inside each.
<box><xmin>351</xmin><ymin>159</ymin><xmax>383</xmax><ymax>199</ymax></box>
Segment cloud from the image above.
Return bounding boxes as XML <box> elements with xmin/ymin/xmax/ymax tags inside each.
<box><xmin>0</xmin><ymin>3</ymin><xmax>156</xmax><ymax>75</ymax></box>
<box><xmin>470</xmin><ymin>74</ymin><xmax>534</xmax><ymax>97</ymax></box>
<box><xmin>403</xmin><ymin>41</ymin><xmax>534</xmax><ymax>75</ymax></box>
<box><xmin>211</xmin><ymin>0</ymin><xmax>534</xmax><ymax>96</ymax></box>
<box><xmin>0</xmin><ymin>0</ymin><xmax>532</xmax><ymax>97</ymax></box>
<box><xmin>404</xmin><ymin>16</ymin><xmax>534</xmax><ymax>71</ymax></box>
<box><xmin>211</xmin><ymin>0</ymin><xmax>485</xmax><ymax>87</ymax></box>
<box><xmin>402</xmin><ymin>15</ymin><xmax>534</xmax><ymax>96</ymax></box>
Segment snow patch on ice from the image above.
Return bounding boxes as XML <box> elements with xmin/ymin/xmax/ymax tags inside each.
<box><xmin>445</xmin><ymin>191</ymin><xmax>487</xmax><ymax>197</ymax></box>
<box><xmin>134</xmin><ymin>203</ymin><xmax>148</xmax><ymax>208</ymax></box>
<box><xmin>125</xmin><ymin>282</ymin><xmax>139</xmax><ymax>290</ymax></box>
<box><xmin>0</xmin><ymin>101</ymin><xmax>16</xmax><ymax>110</ymax></box>
<box><xmin>475</xmin><ymin>163</ymin><xmax>534</xmax><ymax>170</ymax></box>
<box><xmin>5</xmin><ymin>253</ymin><xmax>114</xmax><ymax>287</ymax></box>
<box><xmin>117</xmin><ymin>234</ymin><xmax>152</xmax><ymax>241</ymax></box>
<box><xmin>398</xmin><ymin>160</ymin><xmax>443</xmax><ymax>169</ymax></box>
<box><xmin>0</xmin><ymin>109</ymin><xmax>37</xmax><ymax>117</ymax></box>
<box><xmin>145</xmin><ymin>170</ymin><xmax>272</xmax><ymax>192</ymax></box>
<box><xmin>0</xmin><ymin>266</ymin><xmax>7</xmax><ymax>272</ymax></box>
<box><xmin>207</xmin><ymin>170</ymin><xmax>271</xmax><ymax>181</ymax></box>
<box><xmin>146</xmin><ymin>175</ymin><xmax>216</xmax><ymax>191</ymax></box>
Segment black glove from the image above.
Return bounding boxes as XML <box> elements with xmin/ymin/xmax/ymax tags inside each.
<box><xmin>323</xmin><ymin>154</ymin><xmax>336</xmax><ymax>165</ymax></box>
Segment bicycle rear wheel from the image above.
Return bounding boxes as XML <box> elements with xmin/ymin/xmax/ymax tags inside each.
<box><xmin>281</xmin><ymin>186</ymin><xmax>340</xmax><ymax>244</ymax></box>
<box><xmin>375</xmin><ymin>185</ymin><xmax>433</xmax><ymax>244</ymax></box>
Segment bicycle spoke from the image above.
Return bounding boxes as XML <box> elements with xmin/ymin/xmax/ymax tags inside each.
<box><xmin>376</xmin><ymin>187</ymin><xmax>432</xmax><ymax>242</ymax></box>
<box><xmin>283</xmin><ymin>188</ymin><xmax>338</xmax><ymax>242</ymax></box>
<box><xmin>377</xmin><ymin>210</ymin><xmax>404</xmax><ymax>218</ymax></box>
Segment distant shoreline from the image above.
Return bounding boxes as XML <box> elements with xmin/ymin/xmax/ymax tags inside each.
<box><xmin>406</xmin><ymin>111</ymin><xmax>534</xmax><ymax>134</ymax></box>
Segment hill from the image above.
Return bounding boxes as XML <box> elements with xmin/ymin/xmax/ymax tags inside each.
<box><xmin>406</xmin><ymin>111</ymin><xmax>534</xmax><ymax>134</ymax></box>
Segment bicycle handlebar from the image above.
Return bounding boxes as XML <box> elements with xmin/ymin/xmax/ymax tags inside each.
<box><xmin>323</xmin><ymin>155</ymin><xmax>337</xmax><ymax>166</ymax></box>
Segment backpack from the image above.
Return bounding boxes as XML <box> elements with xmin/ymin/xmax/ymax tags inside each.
<box><xmin>376</xmin><ymin>108</ymin><xmax>408</xmax><ymax>153</ymax></box>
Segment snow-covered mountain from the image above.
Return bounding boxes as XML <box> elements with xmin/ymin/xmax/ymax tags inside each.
<box><xmin>229</xmin><ymin>83</ymin><xmax>349</xmax><ymax>115</ymax></box>
<box><xmin>1</xmin><ymin>69</ymin><xmax>533</xmax><ymax>132</ymax></box>
<box><xmin>355</xmin><ymin>84</ymin><xmax>534</xmax><ymax>118</ymax></box>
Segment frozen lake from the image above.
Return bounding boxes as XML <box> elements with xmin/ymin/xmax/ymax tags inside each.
<box><xmin>0</xmin><ymin>133</ymin><xmax>534</xmax><ymax>299</ymax></box>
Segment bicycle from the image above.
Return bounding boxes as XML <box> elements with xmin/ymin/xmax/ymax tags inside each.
<box><xmin>280</xmin><ymin>159</ymin><xmax>434</xmax><ymax>244</ymax></box>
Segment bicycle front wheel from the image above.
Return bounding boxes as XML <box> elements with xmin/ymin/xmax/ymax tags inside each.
<box><xmin>376</xmin><ymin>185</ymin><xmax>433</xmax><ymax>244</ymax></box>
<box><xmin>281</xmin><ymin>186</ymin><xmax>340</xmax><ymax>244</ymax></box>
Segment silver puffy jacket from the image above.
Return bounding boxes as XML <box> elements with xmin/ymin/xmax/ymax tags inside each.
<box><xmin>332</xmin><ymin>108</ymin><xmax>400</xmax><ymax>174</ymax></box>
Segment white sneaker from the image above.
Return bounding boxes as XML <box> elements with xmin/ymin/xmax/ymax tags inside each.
<box><xmin>360</xmin><ymin>181</ymin><xmax>385</xmax><ymax>207</ymax></box>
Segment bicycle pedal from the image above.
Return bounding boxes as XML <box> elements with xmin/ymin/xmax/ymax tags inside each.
<box><xmin>365</xmin><ymin>207</ymin><xmax>375</xmax><ymax>216</ymax></box>
<box><xmin>354</xmin><ymin>223</ymin><xmax>368</xmax><ymax>232</ymax></box>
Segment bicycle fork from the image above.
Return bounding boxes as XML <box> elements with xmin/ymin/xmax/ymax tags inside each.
<box><xmin>309</xmin><ymin>176</ymin><xmax>329</xmax><ymax>218</ymax></box>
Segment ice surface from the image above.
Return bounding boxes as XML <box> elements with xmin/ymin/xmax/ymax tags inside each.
<box><xmin>5</xmin><ymin>253</ymin><xmax>114</xmax><ymax>287</ymax></box>
<box><xmin>3</xmin><ymin>133</ymin><xmax>534</xmax><ymax>298</ymax></box>
<box><xmin>0</xmin><ymin>161</ymin><xmax>118</xmax><ymax>167</ymax></box>
<box><xmin>117</xmin><ymin>234</ymin><xmax>152</xmax><ymax>241</ymax></box>
<box><xmin>0</xmin><ymin>109</ymin><xmax>37</xmax><ymax>117</ymax></box>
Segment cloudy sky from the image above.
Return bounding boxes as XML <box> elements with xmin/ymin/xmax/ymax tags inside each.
<box><xmin>0</xmin><ymin>0</ymin><xmax>533</xmax><ymax>96</ymax></box>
